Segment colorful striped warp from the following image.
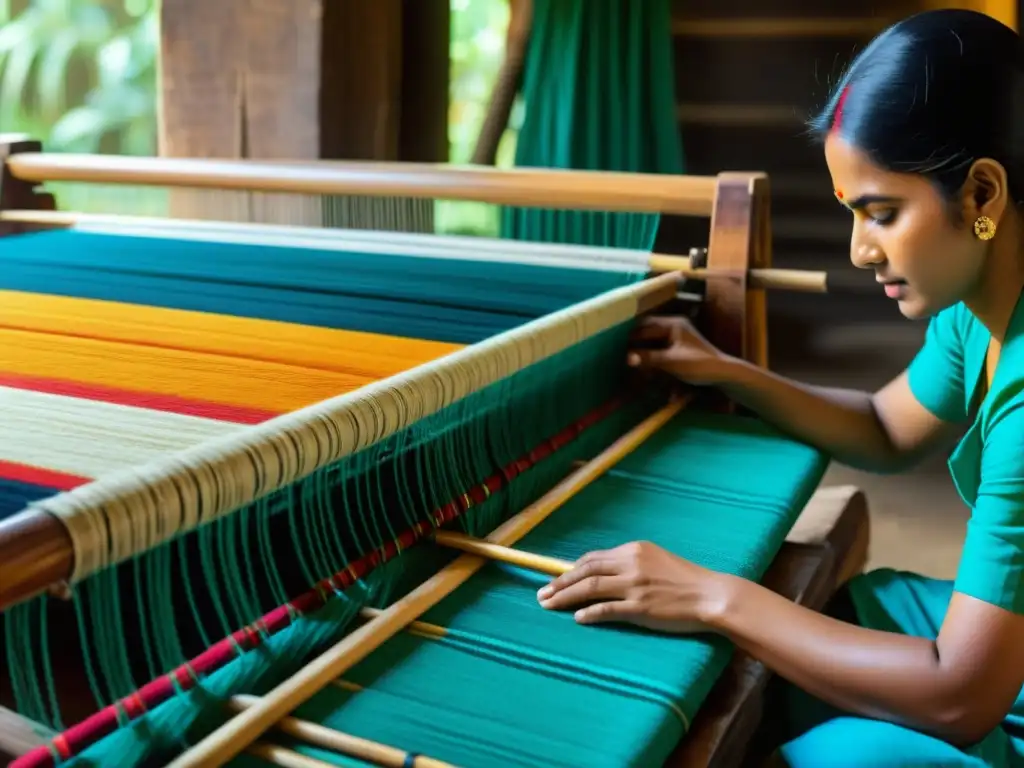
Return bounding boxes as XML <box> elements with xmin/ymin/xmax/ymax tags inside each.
<box><xmin>0</xmin><ymin>227</ymin><xmax>643</xmax><ymax>520</ymax></box>
<box><xmin>0</xmin><ymin>288</ymin><xmax>459</xmax><ymax>517</ymax></box>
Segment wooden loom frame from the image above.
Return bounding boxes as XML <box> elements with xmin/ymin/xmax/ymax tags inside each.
<box><xmin>0</xmin><ymin>139</ymin><xmax>870</xmax><ymax>768</ymax></box>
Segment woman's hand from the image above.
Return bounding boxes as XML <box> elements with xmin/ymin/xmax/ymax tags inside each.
<box><xmin>536</xmin><ymin>541</ymin><xmax>732</xmax><ymax>633</ymax></box>
<box><xmin>627</xmin><ymin>316</ymin><xmax>733</xmax><ymax>386</ymax></box>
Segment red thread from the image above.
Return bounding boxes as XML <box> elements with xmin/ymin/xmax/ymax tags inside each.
<box><xmin>832</xmin><ymin>86</ymin><xmax>851</xmax><ymax>133</ymax></box>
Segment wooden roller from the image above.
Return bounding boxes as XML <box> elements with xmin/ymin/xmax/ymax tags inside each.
<box><xmin>649</xmin><ymin>253</ymin><xmax>829</xmax><ymax>293</ymax></box>
<box><xmin>2</xmin><ymin>151</ymin><xmax>719</xmax><ymax>217</ymax></box>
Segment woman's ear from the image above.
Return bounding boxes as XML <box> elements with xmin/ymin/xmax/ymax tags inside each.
<box><xmin>960</xmin><ymin>158</ymin><xmax>1010</xmax><ymax>224</ymax></box>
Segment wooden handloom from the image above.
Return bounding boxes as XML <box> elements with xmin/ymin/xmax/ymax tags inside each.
<box><xmin>0</xmin><ymin>138</ymin><xmax>870</xmax><ymax>768</ymax></box>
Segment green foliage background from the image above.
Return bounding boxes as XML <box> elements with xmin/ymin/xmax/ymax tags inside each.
<box><xmin>0</xmin><ymin>0</ymin><xmax>515</xmax><ymax>232</ymax></box>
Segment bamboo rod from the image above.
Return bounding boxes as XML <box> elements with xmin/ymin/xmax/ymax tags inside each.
<box><xmin>3</xmin><ymin>153</ymin><xmax>717</xmax><ymax>217</ymax></box>
<box><xmin>359</xmin><ymin>607</ymin><xmax>447</xmax><ymax>640</ymax></box>
<box><xmin>229</xmin><ymin>696</ymin><xmax>455</xmax><ymax>768</ymax></box>
<box><xmin>246</xmin><ymin>742</ymin><xmax>351</xmax><ymax>768</ymax></box>
<box><xmin>649</xmin><ymin>254</ymin><xmax>828</xmax><ymax>292</ymax></box>
<box><xmin>165</xmin><ymin>396</ymin><xmax>689</xmax><ymax>768</ymax></box>
<box><xmin>432</xmin><ymin>530</ymin><xmax>572</xmax><ymax>575</ymax></box>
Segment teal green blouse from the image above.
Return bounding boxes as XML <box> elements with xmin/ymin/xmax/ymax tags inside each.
<box><xmin>907</xmin><ymin>296</ymin><xmax>1024</xmax><ymax>615</ymax></box>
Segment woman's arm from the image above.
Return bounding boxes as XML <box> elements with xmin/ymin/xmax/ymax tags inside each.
<box><xmin>540</xmin><ymin>401</ymin><xmax>1024</xmax><ymax>745</ymax></box>
<box><xmin>537</xmin><ymin>543</ymin><xmax>1024</xmax><ymax>746</ymax></box>
<box><xmin>710</xmin><ymin>578</ymin><xmax>1024</xmax><ymax>745</ymax></box>
<box><xmin>627</xmin><ymin>316</ymin><xmax>963</xmax><ymax>473</ymax></box>
<box><xmin>716</xmin><ymin>360</ymin><xmax>959</xmax><ymax>473</ymax></box>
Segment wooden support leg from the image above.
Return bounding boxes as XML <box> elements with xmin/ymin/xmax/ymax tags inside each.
<box><xmin>0</xmin><ymin>136</ymin><xmax>56</xmax><ymax>234</ymax></box>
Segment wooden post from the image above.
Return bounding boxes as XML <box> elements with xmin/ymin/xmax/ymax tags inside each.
<box><xmin>703</xmin><ymin>172</ymin><xmax>771</xmax><ymax>369</ymax></box>
<box><xmin>158</xmin><ymin>0</ymin><xmax>449</xmax><ymax>228</ymax></box>
<box><xmin>471</xmin><ymin>0</ymin><xmax>533</xmax><ymax>165</ymax></box>
<box><xmin>0</xmin><ymin>135</ymin><xmax>56</xmax><ymax>235</ymax></box>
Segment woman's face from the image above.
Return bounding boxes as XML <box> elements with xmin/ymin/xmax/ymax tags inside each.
<box><xmin>824</xmin><ymin>134</ymin><xmax>986</xmax><ymax>320</ymax></box>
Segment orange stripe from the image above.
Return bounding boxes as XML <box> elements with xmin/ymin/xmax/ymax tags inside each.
<box><xmin>0</xmin><ymin>291</ymin><xmax>463</xmax><ymax>414</ymax></box>
<box><xmin>0</xmin><ymin>290</ymin><xmax>461</xmax><ymax>375</ymax></box>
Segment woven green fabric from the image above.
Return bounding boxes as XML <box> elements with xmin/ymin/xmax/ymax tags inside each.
<box><xmin>501</xmin><ymin>0</ymin><xmax>684</xmax><ymax>247</ymax></box>
<box><xmin>59</xmin><ymin>405</ymin><xmax>826</xmax><ymax>767</ymax></box>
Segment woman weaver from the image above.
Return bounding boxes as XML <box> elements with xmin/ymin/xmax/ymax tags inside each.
<box><xmin>538</xmin><ymin>9</ymin><xmax>1024</xmax><ymax>767</ymax></box>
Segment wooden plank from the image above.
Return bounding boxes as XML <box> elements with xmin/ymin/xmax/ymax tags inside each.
<box><xmin>317</xmin><ymin>1</ymin><xmax>403</xmax><ymax>162</ymax></box>
<box><xmin>673</xmin><ymin>17</ymin><xmax>889</xmax><ymax>37</ymax></box>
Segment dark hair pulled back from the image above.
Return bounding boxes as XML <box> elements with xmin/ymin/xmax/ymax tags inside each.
<box><xmin>809</xmin><ymin>9</ymin><xmax>1024</xmax><ymax>205</ymax></box>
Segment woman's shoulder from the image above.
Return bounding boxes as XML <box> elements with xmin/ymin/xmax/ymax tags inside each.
<box><xmin>983</xmin><ymin>295</ymin><xmax>1024</xmax><ymax>419</ymax></box>
<box><xmin>930</xmin><ymin>301</ymin><xmax>976</xmax><ymax>340</ymax></box>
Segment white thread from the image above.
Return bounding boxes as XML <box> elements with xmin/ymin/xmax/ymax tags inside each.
<box><xmin>0</xmin><ymin>386</ymin><xmax>240</xmax><ymax>478</ymax></box>
<box><xmin>4</xmin><ymin>211</ymin><xmax>651</xmax><ymax>273</ymax></box>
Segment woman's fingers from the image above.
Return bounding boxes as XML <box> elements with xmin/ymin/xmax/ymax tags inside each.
<box><xmin>626</xmin><ymin>348</ymin><xmax>674</xmax><ymax>368</ymax></box>
<box><xmin>573</xmin><ymin>599</ymin><xmax>642</xmax><ymax>625</ymax></box>
<box><xmin>629</xmin><ymin>316</ymin><xmax>679</xmax><ymax>341</ymax></box>
<box><xmin>538</xmin><ymin>574</ymin><xmax>634</xmax><ymax>611</ymax></box>
<box><xmin>537</xmin><ymin>558</ymin><xmax>622</xmax><ymax>606</ymax></box>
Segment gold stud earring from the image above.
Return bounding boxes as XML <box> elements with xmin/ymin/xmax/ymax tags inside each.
<box><xmin>974</xmin><ymin>215</ymin><xmax>997</xmax><ymax>241</ymax></box>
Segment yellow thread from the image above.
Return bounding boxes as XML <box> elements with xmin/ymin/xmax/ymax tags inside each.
<box><xmin>0</xmin><ymin>290</ymin><xmax>462</xmax><ymax>413</ymax></box>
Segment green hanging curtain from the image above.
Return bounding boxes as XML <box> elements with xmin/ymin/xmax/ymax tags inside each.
<box><xmin>500</xmin><ymin>0</ymin><xmax>685</xmax><ymax>250</ymax></box>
